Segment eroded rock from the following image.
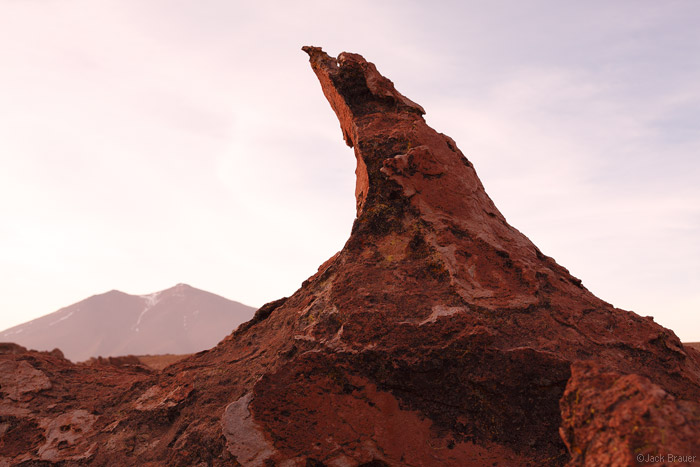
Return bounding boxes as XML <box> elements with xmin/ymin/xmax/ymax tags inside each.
<box><xmin>561</xmin><ymin>362</ymin><xmax>700</xmax><ymax>466</ymax></box>
<box><xmin>221</xmin><ymin>392</ymin><xmax>276</xmax><ymax>466</ymax></box>
<box><xmin>0</xmin><ymin>360</ymin><xmax>51</xmax><ymax>400</ymax></box>
<box><xmin>134</xmin><ymin>383</ymin><xmax>193</xmax><ymax>411</ymax></box>
<box><xmin>36</xmin><ymin>409</ymin><xmax>98</xmax><ymax>462</ymax></box>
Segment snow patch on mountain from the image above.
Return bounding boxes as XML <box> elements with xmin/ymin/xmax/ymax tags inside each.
<box><xmin>49</xmin><ymin>311</ymin><xmax>75</xmax><ymax>327</ymax></box>
<box><xmin>134</xmin><ymin>292</ymin><xmax>161</xmax><ymax>332</ymax></box>
<box><xmin>2</xmin><ymin>327</ymin><xmax>25</xmax><ymax>337</ymax></box>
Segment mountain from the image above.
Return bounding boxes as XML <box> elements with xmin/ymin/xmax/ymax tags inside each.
<box><xmin>0</xmin><ymin>284</ymin><xmax>255</xmax><ymax>362</ymax></box>
<box><xmin>1</xmin><ymin>47</ymin><xmax>699</xmax><ymax>466</ymax></box>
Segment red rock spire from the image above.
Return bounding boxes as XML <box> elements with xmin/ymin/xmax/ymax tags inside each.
<box><xmin>303</xmin><ymin>46</ymin><xmax>586</xmax><ymax>312</ymax></box>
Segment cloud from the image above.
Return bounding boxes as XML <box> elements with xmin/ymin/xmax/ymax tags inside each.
<box><xmin>0</xmin><ymin>0</ymin><xmax>698</xmax><ymax>341</ymax></box>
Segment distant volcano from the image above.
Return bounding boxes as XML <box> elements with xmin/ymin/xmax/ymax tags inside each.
<box><xmin>0</xmin><ymin>284</ymin><xmax>254</xmax><ymax>361</ymax></box>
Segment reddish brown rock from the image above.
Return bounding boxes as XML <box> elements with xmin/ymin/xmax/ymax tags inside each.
<box><xmin>0</xmin><ymin>347</ymin><xmax>152</xmax><ymax>465</ymax></box>
<box><xmin>561</xmin><ymin>362</ymin><xmax>700</xmax><ymax>466</ymax></box>
<box><xmin>35</xmin><ymin>409</ymin><xmax>98</xmax><ymax>462</ymax></box>
<box><xmin>0</xmin><ymin>360</ymin><xmax>51</xmax><ymax>401</ymax></box>
<box><xmin>1</xmin><ymin>47</ymin><xmax>700</xmax><ymax>466</ymax></box>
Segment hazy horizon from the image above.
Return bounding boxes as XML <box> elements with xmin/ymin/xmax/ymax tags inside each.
<box><xmin>1</xmin><ymin>1</ymin><xmax>698</xmax><ymax>341</ymax></box>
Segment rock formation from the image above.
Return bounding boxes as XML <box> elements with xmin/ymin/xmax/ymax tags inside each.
<box><xmin>1</xmin><ymin>47</ymin><xmax>699</xmax><ymax>466</ymax></box>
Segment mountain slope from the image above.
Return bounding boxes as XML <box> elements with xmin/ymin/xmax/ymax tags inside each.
<box><xmin>0</xmin><ymin>284</ymin><xmax>254</xmax><ymax>361</ymax></box>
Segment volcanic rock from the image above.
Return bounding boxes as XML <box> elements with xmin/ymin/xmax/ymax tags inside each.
<box><xmin>1</xmin><ymin>47</ymin><xmax>699</xmax><ymax>466</ymax></box>
<box><xmin>0</xmin><ymin>360</ymin><xmax>52</xmax><ymax>401</ymax></box>
<box><xmin>560</xmin><ymin>362</ymin><xmax>700</xmax><ymax>466</ymax></box>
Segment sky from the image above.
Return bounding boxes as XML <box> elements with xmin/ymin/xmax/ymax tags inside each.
<box><xmin>0</xmin><ymin>1</ymin><xmax>698</xmax><ymax>341</ymax></box>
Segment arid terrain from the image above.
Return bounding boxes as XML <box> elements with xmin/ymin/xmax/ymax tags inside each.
<box><xmin>1</xmin><ymin>47</ymin><xmax>699</xmax><ymax>466</ymax></box>
<box><xmin>80</xmin><ymin>354</ymin><xmax>192</xmax><ymax>371</ymax></box>
<box><xmin>134</xmin><ymin>354</ymin><xmax>193</xmax><ymax>371</ymax></box>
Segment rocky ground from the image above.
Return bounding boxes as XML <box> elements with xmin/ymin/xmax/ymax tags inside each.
<box><xmin>1</xmin><ymin>47</ymin><xmax>699</xmax><ymax>466</ymax></box>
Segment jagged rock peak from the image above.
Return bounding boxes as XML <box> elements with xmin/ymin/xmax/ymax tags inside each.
<box><xmin>302</xmin><ymin>46</ymin><xmax>496</xmax><ymax>224</ymax></box>
<box><xmin>302</xmin><ymin>46</ymin><xmax>425</xmax><ymax>146</ymax></box>
<box><xmin>301</xmin><ymin>46</ymin><xmax>577</xmax><ymax>313</ymax></box>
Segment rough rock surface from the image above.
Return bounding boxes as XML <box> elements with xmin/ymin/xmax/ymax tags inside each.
<box><xmin>1</xmin><ymin>47</ymin><xmax>700</xmax><ymax>466</ymax></box>
<box><xmin>560</xmin><ymin>362</ymin><xmax>700</xmax><ymax>467</ymax></box>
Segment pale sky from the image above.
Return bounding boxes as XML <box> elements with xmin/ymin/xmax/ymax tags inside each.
<box><xmin>1</xmin><ymin>1</ymin><xmax>699</xmax><ymax>341</ymax></box>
